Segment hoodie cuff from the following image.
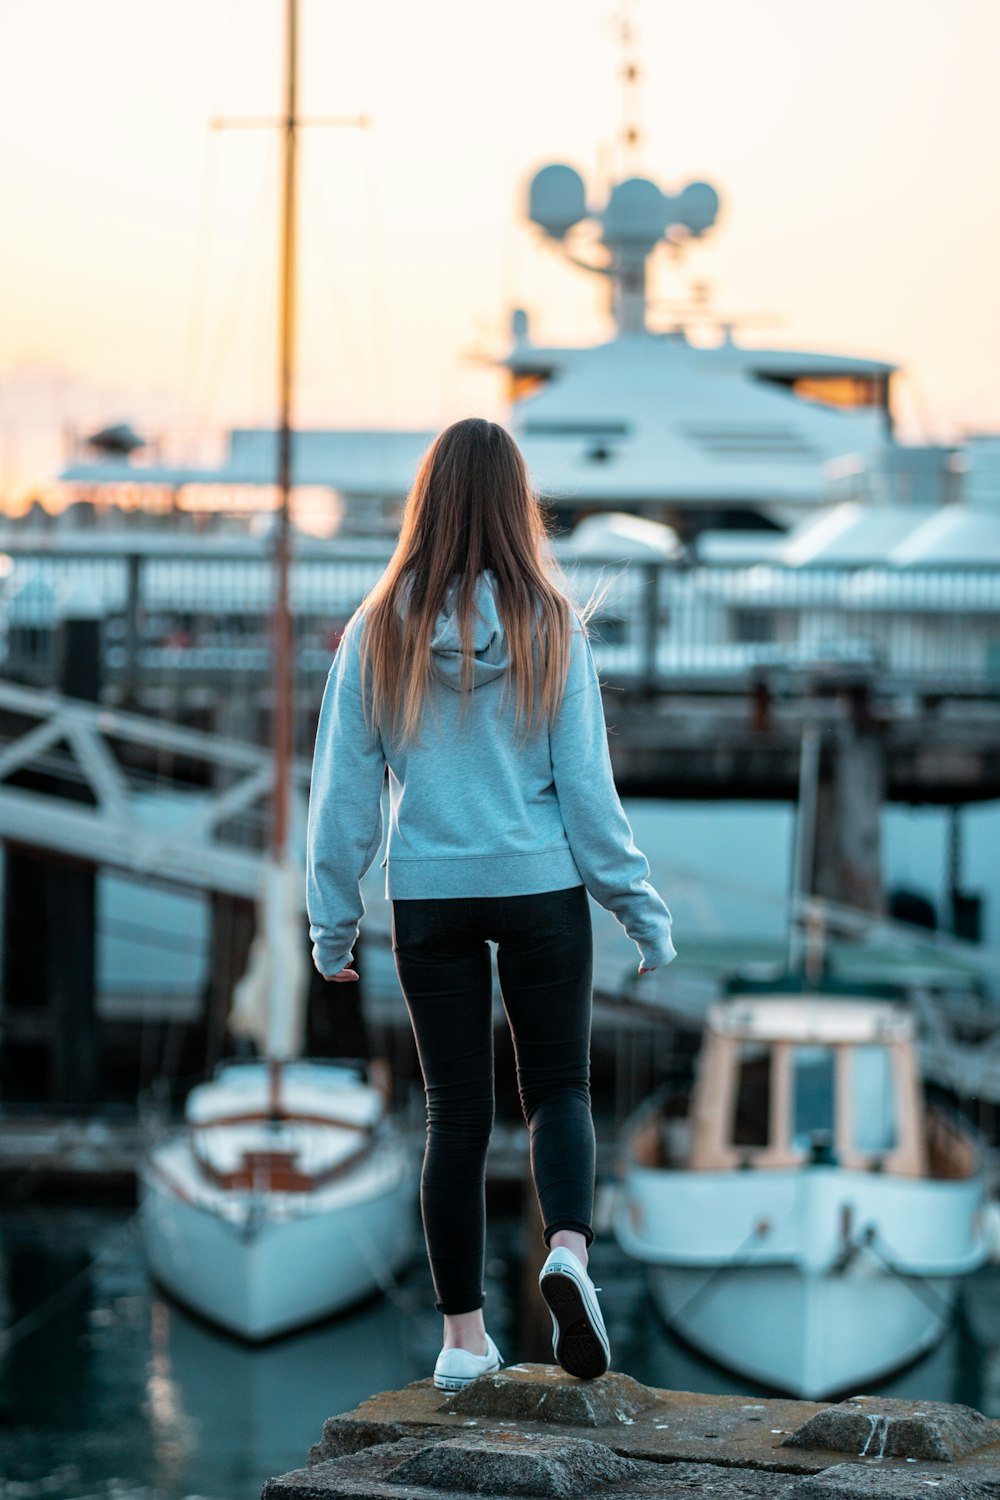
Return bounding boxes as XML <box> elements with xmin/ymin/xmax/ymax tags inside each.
<box><xmin>313</xmin><ymin>945</ymin><xmax>354</xmax><ymax>979</ymax></box>
<box><xmin>636</xmin><ymin>932</ymin><xmax>678</xmax><ymax>971</ymax></box>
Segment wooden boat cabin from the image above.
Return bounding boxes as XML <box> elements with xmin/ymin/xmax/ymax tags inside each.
<box><xmin>631</xmin><ymin>997</ymin><xmax>977</xmax><ymax>1181</ymax></box>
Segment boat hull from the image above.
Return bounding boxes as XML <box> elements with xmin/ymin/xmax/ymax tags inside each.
<box><xmin>645</xmin><ymin>1261</ymin><xmax>955</xmax><ymax>1399</ymax></box>
<box><xmin>614</xmin><ymin>1163</ymin><xmax>986</xmax><ymax>1399</ymax></box>
<box><xmin>139</xmin><ymin>1138</ymin><xmax>416</xmax><ymax>1341</ymax></box>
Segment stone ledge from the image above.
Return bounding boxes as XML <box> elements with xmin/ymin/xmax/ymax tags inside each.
<box><xmin>267</xmin><ymin>1443</ymin><xmax>1000</xmax><ymax>1500</ymax></box>
<box><xmin>268</xmin><ymin>1438</ymin><xmax>802</xmax><ymax>1500</ymax></box>
<box><xmin>284</xmin><ymin>1366</ymin><xmax>1000</xmax><ymax>1500</ymax></box>
<box><xmin>308</xmin><ymin>1366</ymin><xmax>830</xmax><ymax>1474</ymax></box>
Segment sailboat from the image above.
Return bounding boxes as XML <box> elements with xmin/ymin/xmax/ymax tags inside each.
<box><xmin>137</xmin><ymin>0</ymin><xmax>416</xmax><ymax>1341</ymax></box>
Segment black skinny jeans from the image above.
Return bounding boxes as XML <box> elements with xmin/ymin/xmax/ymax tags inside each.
<box><xmin>391</xmin><ymin>884</ymin><xmax>595</xmax><ymax>1315</ymax></box>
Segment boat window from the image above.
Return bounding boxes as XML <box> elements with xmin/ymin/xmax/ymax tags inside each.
<box><xmin>752</xmin><ymin>370</ymin><xmax>888</xmax><ymax>414</ymax></box>
<box><xmin>851</xmin><ymin>1045</ymin><xmax>896</xmax><ymax>1154</ymax></box>
<box><xmin>732</xmin><ymin>1042</ymin><xmax>770</xmax><ymax>1148</ymax></box>
<box><xmin>791</xmin><ymin>1046</ymin><xmax>835</xmax><ymax>1153</ymax></box>
<box><xmin>791</xmin><ymin>375</ymin><xmax>886</xmax><ymax>411</ymax></box>
<box><xmin>508</xmin><ymin>369</ymin><xmax>554</xmax><ymax>402</ymax></box>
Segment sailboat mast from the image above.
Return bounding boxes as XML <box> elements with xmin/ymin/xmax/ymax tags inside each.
<box><xmin>272</xmin><ymin>0</ymin><xmax>297</xmax><ymax>862</ymax></box>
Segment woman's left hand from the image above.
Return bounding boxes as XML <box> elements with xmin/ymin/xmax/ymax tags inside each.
<box><xmin>323</xmin><ymin>966</ymin><xmax>359</xmax><ymax>982</ymax></box>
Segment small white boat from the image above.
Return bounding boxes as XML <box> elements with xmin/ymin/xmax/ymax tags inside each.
<box><xmin>612</xmin><ymin>994</ymin><xmax>989</xmax><ymax>1398</ymax></box>
<box><xmin>139</xmin><ymin>1057</ymin><xmax>416</xmax><ymax>1341</ymax></box>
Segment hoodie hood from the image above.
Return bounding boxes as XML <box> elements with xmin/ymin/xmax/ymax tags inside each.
<box><xmin>395</xmin><ymin>570</ymin><xmax>509</xmax><ymax>690</ymax></box>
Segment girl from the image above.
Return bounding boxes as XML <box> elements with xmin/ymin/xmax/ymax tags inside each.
<box><xmin>306</xmin><ymin>417</ymin><xmax>676</xmax><ymax>1389</ymax></box>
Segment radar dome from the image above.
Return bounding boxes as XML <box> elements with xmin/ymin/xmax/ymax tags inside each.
<box><xmin>672</xmin><ymin>181</ymin><xmax>720</xmax><ymax>238</ymax></box>
<box><xmin>601</xmin><ymin>178</ymin><xmax>668</xmax><ymax>250</ymax></box>
<box><xmin>528</xmin><ymin>164</ymin><xmax>587</xmax><ymax>240</ymax></box>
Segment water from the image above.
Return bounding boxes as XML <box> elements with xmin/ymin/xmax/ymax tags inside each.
<box><xmin>0</xmin><ymin>1206</ymin><xmax>432</xmax><ymax>1500</ymax></box>
<box><xmin>2</xmin><ymin>1206</ymin><xmax>999</xmax><ymax>1500</ymax></box>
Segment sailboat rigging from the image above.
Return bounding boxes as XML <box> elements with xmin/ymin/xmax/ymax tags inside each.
<box><xmin>137</xmin><ymin>0</ymin><xmax>416</xmax><ymax>1341</ymax></box>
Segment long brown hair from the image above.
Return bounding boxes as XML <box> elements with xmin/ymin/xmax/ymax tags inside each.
<box><xmin>354</xmin><ymin>417</ymin><xmax>602</xmax><ymax>747</ymax></box>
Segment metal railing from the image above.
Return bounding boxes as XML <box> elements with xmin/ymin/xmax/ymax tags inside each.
<box><xmin>1</xmin><ymin>540</ymin><xmax>998</xmax><ymax>696</ymax></box>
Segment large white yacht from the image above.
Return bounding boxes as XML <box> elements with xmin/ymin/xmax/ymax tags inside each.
<box><xmin>53</xmin><ymin>161</ymin><xmax>967</xmax><ymax>537</ymax></box>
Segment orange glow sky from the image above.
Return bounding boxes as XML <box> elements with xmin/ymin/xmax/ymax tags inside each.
<box><xmin>1</xmin><ymin>0</ymin><xmax>999</xmax><ymax>504</ymax></box>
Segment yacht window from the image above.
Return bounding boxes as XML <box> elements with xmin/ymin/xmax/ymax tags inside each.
<box><xmin>508</xmin><ymin>369</ymin><xmax>554</xmax><ymax>402</ymax></box>
<box><xmin>752</xmin><ymin>370</ymin><xmax>888</xmax><ymax>414</ymax></box>
<box><xmin>791</xmin><ymin>375</ymin><xmax>885</xmax><ymax>411</ymax></box>
<box><xmin>791</xmin><ymin>1046</ymin><xmax>835</xmax><ymax>1152</ymax></box>
<box><xmin>851</xmin><ymin>1045</ymin><xmax>896</xmax><ymax>1154</ymax></box>
<box><xmin>732</xmin><ymin>1042</ymin><xmax>770</xmax><ymax>1148</ymax></box>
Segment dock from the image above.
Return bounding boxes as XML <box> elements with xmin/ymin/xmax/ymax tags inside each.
<box><xmin>1</xmin><ymin>544</ymin><xmax>999</xmax><ymax>1121</ymax></box>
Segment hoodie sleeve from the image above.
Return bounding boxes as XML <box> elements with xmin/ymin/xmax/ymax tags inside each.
<box><xmin>306</xmin><ymin>618</ymin><xmax>386</xmax><ymax>977</ymax></box>
<box><xmin>549</xmin><ymin>624</ymin><xmax>677</xmax><ymax>973</ymax></box>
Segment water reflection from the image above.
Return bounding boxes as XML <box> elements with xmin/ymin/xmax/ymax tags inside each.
<box><xmin>0</xmin><ymin>1207</ymin><xmax>459</xmax><ymax>1499</ymax></box>
<box><xmin>0</xmin><ymin>1206</ymin><xmax>997</xmax><ymax>1500</ymax></box>
<box><xmin>147</xmin><ymin>1300</ymin><xmax>195</xmax><ymax>1488</ymax></box>
<box><xmin>157</xmin><ymin>1278</ymin><xmax>427</xmax><ymax>1494</ymax></box>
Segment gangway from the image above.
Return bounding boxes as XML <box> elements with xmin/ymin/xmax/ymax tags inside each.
<box><xmin>0</xmin><ymin>680</ymin><xmax>310</xmax><ymax>901</ymax></box>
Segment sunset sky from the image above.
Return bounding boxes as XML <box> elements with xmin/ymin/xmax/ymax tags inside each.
<box><xmin>1</xmin><ymin>0</ymin><xmax>999</xmax><ymax>504</ymax></box>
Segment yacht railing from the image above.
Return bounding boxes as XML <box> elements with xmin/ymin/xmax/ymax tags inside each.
<box><xmin>0</xmin><ymin>542</ymin><xmax>998</xmax><ymax>696</ymax></box>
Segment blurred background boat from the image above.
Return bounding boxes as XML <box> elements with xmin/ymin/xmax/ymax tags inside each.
<box><xmin>612</xmin><ymin>991</ymin><xmax>989</xmax><ymax>1398</ymax></box>
<box><xmin>139</xmin><ymin>1057</ymin><xmax>415</xmax><ymax>1340</ymax></box>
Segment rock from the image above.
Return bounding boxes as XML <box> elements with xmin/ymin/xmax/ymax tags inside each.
<box><xmin>308</xmin><ymin>1369</ymin><xmax>830</xmax><ymax>1474</ymax></box>
<box><xmin>782</xmin><ymin>1395</ymin><xmax>1000</xmax><ymax>1462</ymax></box>
<box><xmin>446</xmin><ymin>1364</ymin><xmax>662</xmax><ymax>1428</ymax></box>
<box><xmin>792</xmin><ymin>1460</ymin><xmax>1000</xmax><ymax>1498</ymax></box>
<box><xmin>308</xmin><ymin>1419</ymin><xmax>426</xmax><ymax>1464</ymax></box>
<box><xmin>269</xmin><ymin>1367</ymin><xmax>1000</xmax><ymax>1500</ymax></box>
<box><xmin>382</xmin><ymin>1431</ymin><xmax>641</xmax><ymax>1496</ymax></box>
<box><xmin>637</xmin><ymin>1464</ymin><xmax>802</xmax><ymax>1497</ymax></box>
<box><xmin>267</xmin><ymin>1437</ymin><xmax>802</xmax><ymax>1500</ymax></box>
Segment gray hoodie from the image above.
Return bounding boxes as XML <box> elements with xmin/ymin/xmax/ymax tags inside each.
<box><xmin>306</xmin><ymin>569</ymin><xmax>677</xmax><ymax>977</ymax></box>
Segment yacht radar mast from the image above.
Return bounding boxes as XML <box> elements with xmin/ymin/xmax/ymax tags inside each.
<box><xmin>528</xmin><ymin>163</ymin><xmax>721</xmax><ymax>335</ymax></box>
<box><xmin>614</xmin><ymin>0</ymin><xmax>644</xmax><ymax>177</ymax></box>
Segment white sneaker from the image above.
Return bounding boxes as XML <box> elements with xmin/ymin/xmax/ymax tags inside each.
<box><xmin>538</xmin><ymin>1246</ymin><xmax>611</xmax><ymax>1380</ymax></box>
<box><xmin>433</xmin><ymin>1331</ymin><xmax>503</xmax><ymax>1391</ymax></box>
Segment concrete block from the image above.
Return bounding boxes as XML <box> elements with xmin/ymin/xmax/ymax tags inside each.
<box><xmin>381</xmin><ymin>1430</ymin><xmax>641</xmax><ymax>1495</ymax></box>
<box><xmin>268</xmin><ymin>1435</ymin><xmax>802</xmax><ymax>1500</ymax></box>
<box><xmin>446</xmin><ymin>1363</ymin><xmax>661</xmax><ymax>1427</ymax></box>
<box><xmin>308</xmin><ymin>1367</ymin><xmax>830</xmax><ymax>1474</ymax></box>
<box><xmin>309</xmin><ymin>1419</ymin><xmax>426</xmax><ymax>1464</ymax></box>
<box><xmin>782</xmin><ymin>1395</ymin><xmax>1000</xmax><ymax>1462</ymax></box>
<box><xmin>271</xmin><ymin>1369</ymin><xmax>1000</xmax><ymax>1500</ymax></box>
<box><xmin>792</xmin><ymin>1459</ymin><xmax>1000</xmax><ymax>1498</ymax></box>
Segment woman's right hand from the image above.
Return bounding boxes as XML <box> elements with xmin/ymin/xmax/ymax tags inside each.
<box><xmin>638</xmin><ymin>964</ymin><xmax>656</xmax><ymax>975</ymax></box>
